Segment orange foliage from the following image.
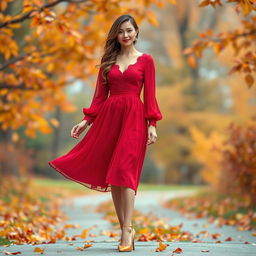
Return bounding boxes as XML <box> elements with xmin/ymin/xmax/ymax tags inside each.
<box><xmin>184</xmin><ymin>0</ymin><xmax>256</xmax><ymax>88</ymax></box>
<box><xmin>0</xmin><ymin>0</ymin><xmax>176</xmax><ymax>138</ymax></box>
<box><xmin>0</xmin><ymin>176</ymin><xmax>67</xmax><ymax>245</ymax></box>
<box><xmin>0</xmin><ymin>176</ymin><xmax>91</xmax><ymax>245</ymax></box>
<box><xmin>189</xmin><ymin>126</ymin><xmax>228</xmax><ymax>187</ymax></box>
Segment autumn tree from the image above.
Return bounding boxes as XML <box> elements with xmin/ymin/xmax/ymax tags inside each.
<box><xmin>184</xmin><ymin>0</ymin><xmax>256</xmax><ymax>88</ymax></box>
<box><xmin>0</xmin><ymin>0</ymin><xmax>176</xmax><ymax>176</ymax></box>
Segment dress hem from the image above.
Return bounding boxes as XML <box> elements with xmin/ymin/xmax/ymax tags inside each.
<box><xmin>48</xmin><ymin>162</ymin><xmax>138</xmax><ymax>195</ymax></box>
<box><xmin>48</xmin><ymin>162</ymin><xmax>112</xmax><ymax>193</ymax></box>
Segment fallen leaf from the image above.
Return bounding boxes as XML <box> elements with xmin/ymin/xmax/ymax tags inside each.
<box><xmin>3</xmin><ymin>251</ymin><xmax>22</xmax><ymax>255</ymax></box>
<box><xmin>84</xmin><ymin>243</ymin><xmax>93</xmax><ymax>249</ymax></box>
<box><xmin>155</xmin><ymin>241</ymin><xmax>168</xmax><ymax>252</ymax></box>
<box><xmin>33</xmin><ymin>247</ymin><xmax>45</xmax><ymax>254</ymax></box>
<box><xmin>173</xmin><ymin>247</ymin><xmax>183</xmax><ymax>253</ymax></box>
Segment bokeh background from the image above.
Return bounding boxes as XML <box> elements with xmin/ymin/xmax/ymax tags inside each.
<box><xmin>0</xmin><ymin>2</ymin><xmax>256</xmax><ymax>245</ymax></box>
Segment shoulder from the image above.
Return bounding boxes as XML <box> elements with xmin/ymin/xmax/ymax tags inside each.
<box><xmin>142</xmin><ymin>53</ymin><xmax>154</xmax><ymax>63</ymax></box>
<box><xmin>141</xmin><ymin>53</ymin><xmax>155</xmax><ymax>69</ymax></box>
<box><xmin>142</xmin><ymin>53</ymin><xmax>153</xmax><ymax>59</ymax></box>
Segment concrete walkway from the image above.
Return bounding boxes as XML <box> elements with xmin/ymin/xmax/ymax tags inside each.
<box><xmin>1</xmin><ymin>190</ymin><xmax>255</xmax><ymax>256</ymax></box>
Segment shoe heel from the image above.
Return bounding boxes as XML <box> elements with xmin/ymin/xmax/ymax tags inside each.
<box><xmin>132</xmin><ymin>228</ymin><xmax>135</xmax><ymax>250</ymax></box>
<box><xmin>118</xmin><ymin>225</ymin><xmax>135</xmax><ymax>252</ymax></box>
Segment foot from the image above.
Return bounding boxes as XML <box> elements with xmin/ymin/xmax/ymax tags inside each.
<box><xmin>120</xmin><ymin>226</ymin><xmax>133</xmax><ymax>246</ymax></box>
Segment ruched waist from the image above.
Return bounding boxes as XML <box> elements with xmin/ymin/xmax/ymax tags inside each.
<box><xmin>109</xmin><ymin>91</ymin><xmax>140</xmax><ymax>97</ymax></box>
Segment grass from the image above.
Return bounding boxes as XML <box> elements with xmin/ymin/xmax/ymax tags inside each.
<box><xmin>33</xmin><ymin>177</ymin><xmax>204</xmax><ymax>192</ymax></box>
<box><xmin>0</xmin><ymin>237</ymin><xmax>12</xmax><ymax>246</ymax></box>
<box><xmin>138</xmin><ymin>183</ymin><xmax>205</xmax><ymax>192</ymax></box>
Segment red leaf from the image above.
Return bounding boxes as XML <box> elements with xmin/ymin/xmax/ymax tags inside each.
<box><xmin>173</xmin><ymin>247</ymin><xmax>183</xmax><ymax>253</ymax></box>
<box><xmin>3</xmin><ymin>251</ymin><xmax>22</xmax><ymax>255</ymax></box>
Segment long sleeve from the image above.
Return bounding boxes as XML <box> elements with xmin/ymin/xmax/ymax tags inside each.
<box><xmin>143</xmin><ymin>54</ymin><xmax>163</xmax><ymax>127</ymax></box>
<box><xmin>82</xmin><ymin>67</ymin><xmax>109</xmax><ymax>125</ymax></box>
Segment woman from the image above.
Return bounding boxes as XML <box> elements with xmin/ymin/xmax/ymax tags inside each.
<box><xmin>48</xmin><ymin>14</ymin><xmax>162</xmax><ymax>252</ymax></box>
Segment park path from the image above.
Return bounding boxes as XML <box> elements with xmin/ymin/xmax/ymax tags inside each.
<box><xmin>1</xmin><ymin>190</ymin><xmax>255</xmax><ymax>256</ymax></box>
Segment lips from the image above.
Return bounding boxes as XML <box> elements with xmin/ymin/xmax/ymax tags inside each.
<box><xmin>123</xmin><ymin>39</ymin><xmax>130</xmax><ymax>42</ymax></box>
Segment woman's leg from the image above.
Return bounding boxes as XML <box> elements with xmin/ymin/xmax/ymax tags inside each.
<box><xmin>111</xmin><ymin>185</ymin><xmax>124</xmax><ymax>228</ymax></box>
<box><xmin>120</xmin><ymin>186</ymin><xmax>135</xmax><ymax>245</ymax></box>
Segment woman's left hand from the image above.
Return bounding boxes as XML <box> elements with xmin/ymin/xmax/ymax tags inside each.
<box><xmin>147</xmin><ymin>125</ymin><xmax>157</xmax><ymax>145</ymax></box>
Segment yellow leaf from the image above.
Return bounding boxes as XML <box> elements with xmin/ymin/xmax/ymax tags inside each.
<box><xmin>213</xmin><ymin>43</ymin><xmax>220</xmax><ymax>55</ymax></box>
<box><xmin>146</xmin><ymin>10</ymin><xmax>159</xmax><ymax>26</ymax></box>
<box><xmin>50</xmin><ymin>118</ymin><xmax>59</xmax><ymax>128</ymax></box>
<box><xmin>241</xmin><ymin>0</ymin><xmax>253</xmax><ymax>15</ymax></box>
<box><xmin>47</xmin><ymin>63</ymin><xmax>55</xmax><ymax>72</ymax></box>
<box><xmin>138</xmin><ymin>227</ymin><xmax>150</xmax><ymax>234</ymax></box>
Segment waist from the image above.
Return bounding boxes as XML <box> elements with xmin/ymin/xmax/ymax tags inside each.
<box><xmin>109</xmin><ymin>91</ymin><xmax>140</xmax><ymax>97</ymax></box>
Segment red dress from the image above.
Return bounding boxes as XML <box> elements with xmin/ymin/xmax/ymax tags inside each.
<box><xmin>48</xmin><ymin>53</ymin><xmax>162</xmax><ymax>195</ymax></box>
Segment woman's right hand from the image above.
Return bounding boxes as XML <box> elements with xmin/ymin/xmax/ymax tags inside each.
<box><xmin>70</xmin><ymin>120</ymin><xmax>89</xmax><ymax>139</ymax></box>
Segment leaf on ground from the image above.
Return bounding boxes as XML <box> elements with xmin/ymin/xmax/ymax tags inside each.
<box><xmin>33</xmin><ymin>247</ymin><xmax>45</xmax><ymax>254</ymax></box>
<box><xmin>212</xmin><ymin>233</ymin><xmax>221</xmax><ymax>239</ymax></box>
<box><xmin>84</xmin><ymin>243</ymin><xmax>93</xmax><ymax>249</ymax></box>
<box><xmin>155</xmin><ymin>241</ymin><xmax>168</xmax><ymax>251</ymax></box>
<box><xmin>3</xmin><ymin>251</ymin><xmax>22</xmax><ymax>255</ymax></box>
<box><xmin>173</xmin><ymin>247</ymin><xmax>183</xmax><ymax>253</ymax></box>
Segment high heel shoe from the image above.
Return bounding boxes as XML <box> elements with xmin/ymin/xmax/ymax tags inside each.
<box><xmin>118</xmin><ymin>225</ymin><xmax>135</xmax><ymax>252</ymax></box>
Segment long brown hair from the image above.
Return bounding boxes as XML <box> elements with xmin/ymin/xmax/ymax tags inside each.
<box><xmin>96</xmin><ymin>14</ymin><xmax>139</xmax><ymax>85</ymax></box>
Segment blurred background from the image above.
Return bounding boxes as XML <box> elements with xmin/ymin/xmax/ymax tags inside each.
<box><xmin>0</xmin><ymin>0</ymin><xmax>255</xmax><ymax>204</ymax></box>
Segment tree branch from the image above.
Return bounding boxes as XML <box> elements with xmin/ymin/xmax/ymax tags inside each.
<box><xmin>0</xmin><ymin>0</ymin><xmax>88</xmax><ymax>29</ymax></box>
<box><xmin>0</xmin><ymin>83</ymin><xmax>43</xmax><ymax>91</ymax></box>
<box><xmin>0</xmin><ymin>54</ymin><xmax>29</xmax><ymax>71</ymax></box>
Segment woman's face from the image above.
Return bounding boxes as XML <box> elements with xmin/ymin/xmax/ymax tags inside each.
<box><xmin>117</xmin><ymin>20</ymin><xmax>138</xmax><ymax>46</ymax></box>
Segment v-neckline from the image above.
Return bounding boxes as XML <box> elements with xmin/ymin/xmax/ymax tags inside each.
<box><xmin>114</xmin><ymin>53</ymin><xmax>145</xmax><ymax>75</ymax></box>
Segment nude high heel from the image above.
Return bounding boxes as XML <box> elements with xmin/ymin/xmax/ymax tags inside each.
<box><xmin>118</xmin><ymin>225</ymin><xmax>135</xmax><ymax>252</ymax></box>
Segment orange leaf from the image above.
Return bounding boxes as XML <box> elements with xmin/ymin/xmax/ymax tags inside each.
<box><xmin>33</xmin><ymin>247</ymin><xmax>45</xmax><ymax>254</ymax></box>
<box><xmin>199</xmin><ymin>0</ymin><xmax>210</xmax><ymax>7</ymax></box>
<box><xmin>188</xmin><ymin>55</ymin><xmax>196</xmax><ymax>68</ymax></box>
<box><xmin>173</xmin><ymin>247</ymin><xmax>183</xmax><ymax>253</ymax></box>
<box><xmin>155</xmin><ymin>241</ymin><xmax>168</xmax><ymax>251</ymax></box>
<box><xmin>84</xmin><ymin>243</ymin><xmax>93</xmax><ymax>249</ymax></box>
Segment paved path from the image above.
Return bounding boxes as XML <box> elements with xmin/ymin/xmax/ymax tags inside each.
<box><xmin>1</xmin><ymin>190</ymin><xmax>255</xmax><ymax>256</ymax></box>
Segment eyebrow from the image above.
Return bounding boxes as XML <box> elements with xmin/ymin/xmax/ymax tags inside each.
<box><xmin>118</xmin><ymin>28</ymin><xmax>133</xmax><ymax>31</ymax></box>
